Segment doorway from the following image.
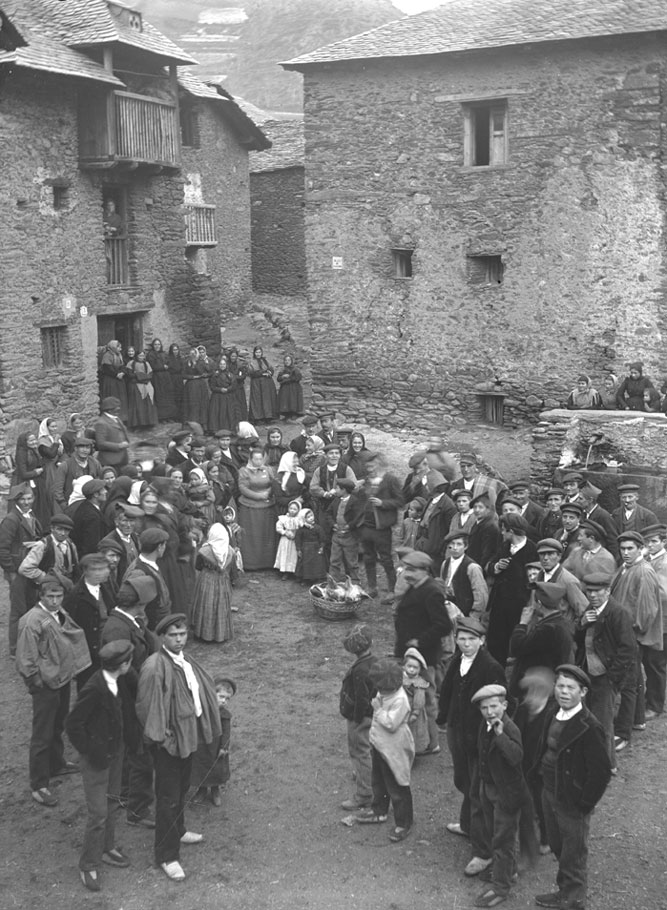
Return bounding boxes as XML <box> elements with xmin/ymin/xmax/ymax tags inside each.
<box><xmin>97</xmin><ymin>313</ymin><xmax>144</xmax><ymax>355</ymax></box>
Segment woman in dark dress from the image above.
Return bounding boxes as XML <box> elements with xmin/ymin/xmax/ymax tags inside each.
<box><xmin>342</xmin><ymin>431</ymin><xmax>372</xmax><ymax>482</ymax></box>
<box><xmin>166</xmin><ymin>343</ymin><xmax>185</xmax><ymax>422</ymax></box>
<box><xmin>276</xmin><ymin>354</ymin><xmax>304</xmax><ymax>419</ymax></box>
<box><xmin>14</xmin><ymin>431</ymin><xmax>48</xmax><ymax>527</ymax></box>
<box><xmin>99</xmin><ymin>339</ymin><xmax>129</xmax><ymax>421</ymax></box>
<box><xmin>227</xmin><ymin>349</ymin><xmax>248</xmax><ymax>424</ymax></box>
<box><xmin>183</xmin><ymin>347</ymin><xmax>213</xmax><ymax>429</ymax></box>
<box><xmin>616</xmin><ymin>362</ymin><xmax>655</xmax><ymax>410</ymax></box>
<box><xmin>237</xmin><ymin>448</ymin><xmax>277</xmax><ymax>570</ymax></box>
<box><xmin>126</xmin><ymin>351</ymin><xmax>158</xmax><ymax>429</ymax></box>
<box><xmin>146</xmin><ymin>338</ymin><xmax>172</xmax><ymax>422</ymax></box>
<box><xmin>264</xmin><ymin>426</ymin><xmax>288</xmax><ymax>470</ymax></box>
<box><xmin>208</xmin><ymin>354</ymin><xmax>236</xmax><ymax>433</ymax></box>
<box><xmin>37</xmin><ymin>417</ymin><xmax>64</xmax><ymax>520</ymax></box>
<box><xmin>247</xmin><ymin>346</ymin><xmax>278</xmax><ymax>424</ymax></box>
<box><xmin>61</xmin><ymin>413</ymin><xmax>88</xmax><ymax>456</ymax></box>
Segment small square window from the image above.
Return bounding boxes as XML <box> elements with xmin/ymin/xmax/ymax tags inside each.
<box><xmin>467</xmin><ymin>255</ymin><xmax>504</xmax><ymax>285</ymax></box>
<box><xmin>392</xmin><ymin>248</ymin><xmax>413</xmax><ymax>279</ymax></box>
<box><xmin>52</xmin><ymin>185</ymin><xmax>69</xmax><ymax>210</ymax></box>
<box><xmin>463</xmin><ymin>101</ymin><xmax>508</xmax><ymax>167</ymax></box>
<box><xmin>41</xmin><ymin>326</ymin><xmax>67</xmax><ymax>368</ymax></box>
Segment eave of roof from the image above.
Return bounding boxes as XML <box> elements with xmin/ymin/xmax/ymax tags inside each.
<box><xmin>0</xmin><ymin>34</ymin><xmax>125</xmax><ymax>84</ymax></box>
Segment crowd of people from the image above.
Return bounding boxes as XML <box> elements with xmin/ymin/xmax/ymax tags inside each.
<box><xmin>2</xmin><ymin>396</ymin><xmax>665</xmax><ymax>906</ymax></box>
<box><xmin>566</xmin><ymin>362</ymin><xmax>667</xmax><ymax>412</ymax></box>
<box><xmin>98</xmin><ymin>339</ymin><xmax>305</xmax><ymax>430</ymax></box>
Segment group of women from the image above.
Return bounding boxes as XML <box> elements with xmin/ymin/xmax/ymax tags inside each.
<box><xmin>98</xmin><ymin>339</ymin><xmax>304</xmax><ymax>431</ymax></box>
<box><xmin>566</xmin><ymin>363</ymin><xmax>667</xmax><ymax>412</ymax></box>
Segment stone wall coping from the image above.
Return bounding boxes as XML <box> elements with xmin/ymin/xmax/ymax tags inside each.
<box><xmin>539</xmin><ymin>408</ymin><xmax>667</xmax><ymax>425</ymax></box>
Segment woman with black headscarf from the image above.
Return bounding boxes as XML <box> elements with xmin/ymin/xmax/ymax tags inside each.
<box><xmin>616</xmin><ymin>362</ymin><xmax>655</xmax><ymax>410</ymax></box>
<box><xmin>247</xmin><ymin>346</ymin><xmax>278</xmax><ymax>424</ymax></box>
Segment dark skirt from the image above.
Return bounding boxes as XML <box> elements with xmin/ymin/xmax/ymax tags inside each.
<box><xmin>230</xmin><ymin>386</ymin><xmax>248</xmax><ymax>425</ymax></box>
<box><xmin>183</xmin><ymin>378</ymin><xmax>210</xmax><ymax>428</ymax></box>
<box><xmin>151</xmin><ymin>370</ymin><xmax>173</xmax><ymax>421</ymax></box>
<box><xmin>208</xmin><ymin>392</ymin><xmax>237</xmax><ymax>434</ymax></box>
<box><xmin>127</xmin><ymin>388</ymin><xmax>158</xmax><ymax>429</ymax></box>
<box><xmin>165</xmin><ymin>371</ymin><xmax>184</xmax><ymax>422</ymax></box>
<box><xmin>238</xmin><ymin>503</ymin><xmax>277</xmax><ymax>570</ymax></box>
<box><xmin>278</xmin><ymin>380</ymin><xmax>304</xmax><ymax>417</ymax></box>
<box><xmin>248</xmin><ymin>377</ymin><xmax>278</xmax><ymax>422</ymax></box>
<box><xmin>191</xmin><ymin>566</ymin><xmax>233</xmax><ymax>643</ymax></box>
<box><xmin>296</xmin><ymin>537</ymin><xmax>327</xmax><ymax>582</ymax></box>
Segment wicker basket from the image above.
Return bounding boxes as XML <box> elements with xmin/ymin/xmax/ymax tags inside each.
<box><xmin>309</xmin><ymin>589</ymin><xmax>359</xmax><ymax>621</ymax></box>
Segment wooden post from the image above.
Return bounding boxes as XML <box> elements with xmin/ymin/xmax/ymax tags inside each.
<box><xmin>169</xmin><ymin>63</ymin><xmax>182</xmax><ymax>165</ymax></box>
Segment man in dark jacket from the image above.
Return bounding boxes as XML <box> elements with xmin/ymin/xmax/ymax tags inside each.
<box><xmin>414</xmin><ymin>486</ymin><xmax>456</xmax><ymax>575</ymax></box>
<box><xmin>53</xmin><ymin>437</ymin><xmax>102</xmax><ymax>512</ymax></box>
<box><xmin>66</xmin><ymin>640</ymin><xmax>134</xmax><ymax>892</ymax></box>
<box><xmin>574</xmin><ymin>573</ymin><xmax>637</xmax><ymax>768</ymax></box>
<box><xmin>440</xmin><ymin>530</ymin><xmax>488</xmax><ymax>618</ymax></box>
<box><xmin>339</xmin><ymin>623</ymin><xmax>377</xmax><ymax>811</ymax></box>
<box><xmin>64</xmin><ymin>553</ymin><xmax>111</xmax><ymax>690</ymax></box>
<box><xmin>437</xmin><ymin>617</ymin><xmax>505</xmax><ymax>867</ymax></box>
<box><xmin>94</xmin><ymin>397</ymin><xmax>130</xmax><ymax>469</ymax></box>
<box><xmin>535</xmin><ymin>665</ymin><xmax>612</xmax><ymax>910</ymax></box>
<box><xmin>468</xmin><ymin>492</ymin><xmax>502</xmax><ymax>572</ymax></box>
<box><xmin>70</xmin><ymin>479</ymin><xmax>108</xmax><ymax>558</ymax></box>
<box><xmin>0</xmin><ymin>483</ymin><xmax>43</xmax><ymax>655</ymax></box>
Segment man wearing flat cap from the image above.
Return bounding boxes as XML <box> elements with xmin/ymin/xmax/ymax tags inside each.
<box><xmin>577</xmin><ymin>482</ymin><xmax>619</xmax><ymax>561</ymax></box>
<box><xmin>16</xmin><ymin>576</ymin><xmax>91</xmax><ymax>807</ymax></box>
<box><xmin>467</xmin><ymin>492</ymin><xmax>502</xmax><ymax>571</ymax></box>
<box><xmin>310</xmin><ymin>441</ymin><xmax>356</xmax><ymax>568</ymax></box>
<box><xmin>611</xmin><ymin>483</ymin><xmax>657</xmax><ymax>535</ymax></box>
<box><xmin>289</xmin><ymin>414</ymin><xmax>322</xmax><ymax>458</ymax></box>
<box><xmin>108</xmin><ymin>503</ymin><xmax>143</xmax><ymax>580</ymax></box>
<box><xmin>19</xmin><ymin>514</ymin><xmax>78</xmax><ymax>607</ymax></box>
<box><xmin>403</xmin><ymin>449</ymin><xmax>447</xmax><ymax>503</ymax></box>
<box><xmin>414</xmin><ymin>483</ymin><xmax>457</xmax><ymax>576</ymax></box>
<box><xmin>165</xmin><ymin>429</ymin><xmax>192</xmax><ymax>468</ymax></box>
<box><xmin>53</xmin><ymin>437</ymin><xmax>102</xmax><ymax>511</ymax></box>
<box><xmin>394</xmin><ymin>551</ymin><xmax>452</xmax><ymax>753</ymax></box>
<box><xmin>71</xmin><ymin>479</ymin><xmax>108</xmax><ymax>557</ymax></box>
<box><xmin>95</xmin><ymin>397</ymin><xmax>130</xmax><ymax>469</ymax></box>
<box><xmin>555</xmin><ymin>502</ymin><xmax>585</xmax><ymax>560</ymax></box>
<box><xmin>534</xmin><ymin>665</ymin><xmax>611</xmax><ymax>910</ymax></box>
<box><xmin>317</xmin><ymin>411</ymin><xmax>338</xmax><ymax>447</ymax></box>
<box><xmin>450</xmin><ymin>452</ymin><xmax>508</xmax><ymax>511</ymax></box>
<box><xmin>610</xmin><ymin>531</ymin><xmax>663</xmax><ymax>752</ymax></box>
<box><xmin>122</xmin><ymin>528</ymin><xmax>172</xmax><ymax>631</ymax></box>
<box><xmin>642</xmin><ymin>525</ymin><xmax>667</xmax><ymax>718</ymax></box>
<box><xmin>136</xmin><ymin>614</ymin><xmax>221</xmax><ymax>882</ymax></box>
<box><xmin>0</xmin><ymin>482</ymin><xmax>43</xmax><ymax>655</ymax></box>
<box><xmin>561</xmin><ymin>473</ymin><xmax>585</xmax><ymax>506</ymax></box>
<box><xmin>66</xmin><ymin>640</ymin><xmax>135</xmax><ymax>891</ymax></box>
<box><xmin>534</xmin><ymin>538</ymin><xmax>588</xmax><ymax>631</ymax></box>
<box><xmin>537</xmin><ymin>488</ymin><xmax>566</xmax><ymax>540</ymax></box>
<box><xmin>440</xmin><ymin>530</ymin><xmax>488</xmax><ymax>619</ymax></box>
<box><xmin>64</xmin><ymin>553</ymin><xmax>112</xmax><ymax>689</ymax></box>
<box><xmin>562</xmin><ymin>520</ymin><xmax>616</xmax><ymax>583</ymax></box>
<box><xmin>509</xmin><ymin>480</ymin><xmax>545</xmax><ymax>530</ymax></box>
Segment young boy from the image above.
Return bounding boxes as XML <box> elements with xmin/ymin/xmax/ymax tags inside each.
<box><xmin>400</xmin><ymin>498</ymin><xmax>426</xmax><ymax>549</ymax></box>
<box><xmin>191</xmin><ymin>676</ymin><xmax>236</xmax><ymax>806</ymax></box>
<box><xmin>535</xmin><ymin>664</ymin><xmax>611</xmax><ymax>910</ymax></box>
<box><xmin>470</xmin><ymin>684</ymin><xmax>526</xmax><ymax>908</ymax></box>
<box><xmin>339</xmin><ymin>624</ymin><xmax>377</xmax><ymax>811</ymax></box>
<box><xmin>65</xmin><ymin>640</ymin><xmax>135</xmax><ymax>892</ymax></box>
<box><xmin>329</xmin><ymin>478</ymin><xmax>361</xmax><ymax>583</ymax></box>
<box><xmin>357</xmin><ymin>658</ymin><xmax>415</xmax><ymax>843</ymax></box>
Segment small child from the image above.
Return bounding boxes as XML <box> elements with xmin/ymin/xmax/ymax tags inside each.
<box><xmin>191</xmin><ymin>676</ymin><xmax>236</xmax><ymax>806</ymax></box>
<box><xmin>295</xmin><ymin>508</ymin><xmax>326</xmax><ymax>584</ymax></box>
<box><xmin>400</xmin><ymin>498</ymin><xmax>426</xmax><ymax>549</ymax></box>
<box><xmin>274</xmin><ymin>499</ymin><xmax>302</xmax><ymax>577</ymax></box>
<box><xmin>329</xmin><ymin>478</ymin><xmax>361</xmax><ymax>583</ymax></box>
<box><xmin>222</xmin><ymin>505</ymin><xmax>244</xmax><ymax>592</ymax></box>
<box><xmin>402</xmin><ymin>647</ymin><xmax>432</xmax><ymax>755</ymax></box>
<box><xmin>356</xmin><ymin>658</ymin><xmax>415</xmax><ymax>843</ymax></box>
<box><xmin>469</xmin><ymin>684</ymin><xmax>526</xmax><ymax>908</ymax></box>
<box><xmin>339</xmin><ymin>624</ymin><xmax>377</xmax><ymax>812</ymax></box>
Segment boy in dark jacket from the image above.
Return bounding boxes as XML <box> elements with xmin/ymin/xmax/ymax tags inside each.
<box><xmin>339</xmin><ymin>623</ymin><xmax>377</xmax><ymax>811</ymax></box>
<box><xmin>66</xmin><ymin>640</ymin><xmax>134</xmax><ymax>892</ymax></box>
<box><xmin>535</xmin><ymin>664</ymin><xmax>612</xmax><ymax>910</ymax></box>
<box><xmin>470</xmin><ymin>684</ymin><xmax>527</xmax><ymax>908</ymax></box>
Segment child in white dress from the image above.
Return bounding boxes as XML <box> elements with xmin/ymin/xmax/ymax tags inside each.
<box><xmin>274</xmin><ymin>499</ymin><xmax>302</xmax><ymax>576</ymax></box>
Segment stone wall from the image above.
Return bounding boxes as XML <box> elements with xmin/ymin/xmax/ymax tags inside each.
<box><xmin>299</xmin><ymin>35</ymin><xmax>667</xmax><ymax>431</ymax></box>
<box><xmin>250</xmin><ymin>166</ymin><xmax>306</xmax><ymax>296</ymax></box>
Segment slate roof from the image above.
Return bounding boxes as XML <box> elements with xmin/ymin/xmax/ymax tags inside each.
<box><xmin>283</xmin><ymin>0</ymin><xmax>667</xmax><ymax>68</ymax></box>
<box><xmin>0</xmin><ymin>35</ymin><xmax>124</xmax><ymax>84</ymax></box>
<box><xmin>178</xmin><ymin>70</ymin><xmax>221</xmax><ymax>101</ymax></box>
<box><xmin>249</xmin><ymin>118</ymin><xmax>304</xmax><ymax>173</ymax></box>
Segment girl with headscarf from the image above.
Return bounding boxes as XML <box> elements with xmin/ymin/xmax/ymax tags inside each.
<box><xmin>264</xmin><ymin>426</ymin><xmax>287</xmax><ymax>469</ymax></box>
<box><xmin>599</xmin><ymin>374</ymin><xmax>618</xmax><ymax>410</ymax></box>
<box><xmin>166</xmin><ymin>343</ymin><xmax>185</xmax><ymax>421</ymax></box>
<box><xmin>342</xmin><ymin>432</ymin><xmax>372</xmax><ymax>482</ymax></box>
<box><xmin>272</xmin><ymin>450</ymin><xmax>308</xmax><ymax>512</ymax></box>
<box><xmin>99</xmin><ymin>339</ymin><xmax>129</xmax><ymax>421</ymax></box>
<box><xmin>565</xmin><ymin>375</ymin><xmax>601</xmax><ymax>410</ymax></box>
<box><xmin>61</xmin><ymin>413</ymin><xmax>88</xmax><ymax>456</ymax></box>
<box><xmin>227</xmin><ymin>348</ymin><xmax>248</xmax><ymax>424</ymax></box>
<box><xmin>274</xmin><ymin>499</ymin><xmax>302</xmax><ymax>576</ymax></box>
<box><xmin>146</xmin><ymin>338</ymin><xmax>171</xmax><ymax>422</ymax></box>
<box><xmin>37</xmin><ymin>417</ymin><xmax>64</xmax><ymax>518</ymax></box>
<box><xmin>299</xmin><ymin>435</ymin><xmax>326</xmax><ymax>485</ymax></box>
<box><xmin>191</xmin><ymin>522</ymin><xmax>234</xmax><ymax>643</ymax></box>
<box><xmin>126</xmin><ymin>351</ymin><xmax>158</xmax><ymax>428</ymax></box>
<box><xmin>183</xmin><ymin>347</ymin><xmax>213</xmax><ymax>430</ymax></box>
<box><xmin>237</xmin><ymin>447</ymin><xmax>277</xmax><ymax>570</ymax></box>
<box><xmin>276</xmin><ymin>354</ymin><xmax>304</xmax><ymax>419</ymax></box>
<box><xmin>208</xmin><ymin>354</ymin><xmax>236</xmax><ymax>433</ymax></box>
<box><xmin>616</xmin><ymin>362</ymin><xmax>655</xmax><ymax>411</ymax></box>
<box><xmin>247</xmin><ymin>345</ymin><xmax>278</xmax><ymax>424</ymax></box>
<box><xmin>294</xmin><ymin>508</ymin><xmax>326</xmax><ymax>583</ymax></box>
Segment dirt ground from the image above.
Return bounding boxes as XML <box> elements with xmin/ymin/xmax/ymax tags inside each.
<box><xmin>0</xmin><ymin>422</ymin><xmax>665</xmax><ymax>910</ymax></box>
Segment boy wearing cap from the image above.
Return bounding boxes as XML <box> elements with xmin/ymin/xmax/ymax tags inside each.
<box><xmin>643</xmin><ymin>525</ymin><xmax>667</xmax><ymax>717</ymax></box>
<box><xmin>136</xmin><ymin>614</ymin><xmax>221</xmax><ymax>881</ymax></box>
<box><xmin>470</xmin><ymin>684</ymin><xmax>526</xmax><ymax>907</ymax></box>
<box><xmin>53</xmin><ymin>438</ymin><xmax>102</xmax><ymax>511</ymax></box>
<box><xmin>468</xmin><ymin>492</ymin><xmax>502</xmax><ymax>571</ymax></box>
<box><xmin>556</xmin><ymin>503</ymin><xmax>584</xmax><ymax>559</ymax></box>
<box><xmin>611</xmin><ymin>483</ymin><xmax>658</xmax><ymax>535</ymax></box>
<box><xmin>0</xmin><ymin>483</ymin><xmax>43</xmax><ymax>655</ymax></box>
<box><xmin>16</xmin><ymin>576</ymin><xmax>91</xmax><ymax>807</ymax></box>
<box><xmin>449</xmin><ymin>488</ymin><xmax>476</xmax><ymax>535</ymax></box>
<box><xmin>537</xmin><ymin>489</ymin><xmax>566</xmax><ymax>540</ymax></box>
<box><xmin>440</xmin><ymin>530</ymin><xmax>488</xmax><ymax>618</ymax></box>
<box><xmin>64</xmin><ymin>553</ymin><xmax>112</xmax><ymax>689</ymax></box>
<box><xmin>339</xmin><ymin>623</ymin><xmax>377</xmax><ymax>811</ymax></box>
<box><xmin>329</xmin><ymin>478</ymin><xmax>362</xmax><ymax>584</ymax></box>
<box><xmin>535</xmin><ymin>665</ymin><xmax>611</xmax><ymax>910</ymax></box>
<box><xmin>19</xmin><ymin>514</ymin><xmax>78</xmax><ymax>605</ymax></box>
<box><xmin>535</xmin><ymin>539</ymin><xmax>588</xmax><ymax>631</ymax></box>
<box><xmin>66</xmin><ymin>640</ymin><xmax>135</xmax><ymax>891</ymax></box>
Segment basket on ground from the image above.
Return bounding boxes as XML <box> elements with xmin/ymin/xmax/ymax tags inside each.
<box><xmin>309</xmin><ymin>587</ymin><xmax>360</xmax><ymax>621</ymax></box>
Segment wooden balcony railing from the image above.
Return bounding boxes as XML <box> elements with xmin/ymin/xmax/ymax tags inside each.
<box><xmin>185</xmin><ymin>204</ymin><xmax>218</xmax><ymax>247</ymax></box>
<box><xmin>105</xmin><ymin>236</ymin><xmax>130</xmax><ymax>286</ymax></box>
<box><xmin>80</xmin><ymin>90</ymin><xmax>181</xmax><ymax>170</ymax></box>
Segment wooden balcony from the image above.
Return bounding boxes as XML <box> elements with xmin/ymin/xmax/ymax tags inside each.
<box><xmin>105</xmin><ymin>236</ymin><xmax>130</xmax><ymax>286</ymax></box>
<box><xmin>185</xmin><ymin>204</ymin><xmax>217</xmax><ymax>247</ymax></box>
<box><xmin>80</xmin><ymin>90</ymin><xmax>181</xmax><ymax>170</ymax></box>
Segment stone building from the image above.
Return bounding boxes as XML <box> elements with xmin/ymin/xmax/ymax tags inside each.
<box><xmin>0</xmin><ymin>0</ymin><xmax>268</xmax><ymax>450</ymax></box>
<box><xmin>283</xmin><ymin>0</ymin><xmax>667</xmax><ymax>431</ymax></box>
<box><xmin>250</xmin><ymin>117</ymin><xmax>306</xmax><ymax>297</ymax></box>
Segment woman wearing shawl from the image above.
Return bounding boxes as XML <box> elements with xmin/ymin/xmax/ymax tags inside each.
<box><xmin>227</xmin><ymin>348</ymin><xmax>248</xmax><ymax>424</ymax></box>
<box><xmin>272</xmin><ymin>451</ymin><xmax>308</xmax><ymax>512</ymax></box>
<box><xmin>183</xmin><ymin>347</ymin><xmax>213</xmax><ymax>429</ymax></box>
<box><xmin>237</xmin><ymin>447</ymin><xmax>277</xmax><ymax>570</ymax></box>
<box><xmin>146</xmin><ymin>338</ymin><xmax>171</xmax><ymax>422</ymax></box>
<box><xmin>99</xmin><ymin>340</ymin><xmax>129</xmax><ymax>421</ymax></box>
<box><xmin>103</xmin><ymin>475</ymin><xmax>133</xmax><ymax>526</ymax></box>
<box><xmin>208</xmin><ymin>354</ymin><xmax>236</xmax><ymax>433</ymax></box>
<box><xmin>14</xmin><ymin>431</ymin><xmax>48</xmax><ymax>527</ymax></box>
<box><xmin>264</xmin><ymin>427</ymin><xmax>287</xmax><ymax>470</ymax></box>
<box><xmin>565</xmin><ymin>375</ymin><xmax>601</xmax><ymax>410</ymax></box>
<box><xmin>247</xmin><ymin>346</ymin><xmax>278</xmax><ymax>424</ymax></box>
<box><xmin>276</xmin><ymin>354</ymin><xmax>304</xmax><ymax>419</ymax></box>
<box><xmin>61</xmin><ymin>413</ymin><xmax>88</xmax><ymax>456</ymax></box>
<box><xmin>599</xmin><ymin>374</ymin><xmax>619</xmax><ymax>410</ymax></box>
<box><xmin>299</xmin><ymin>435</ymin><xmax>326</xmax><ymax>485</ymax></box>
<box><xmin>191</xmin><ymin>522</ymin><xmax>234</xmax><ymax>643</ymax></box>
<box><xmin>342</xmin><ymin>432</ymin><xmax>372</xmax><ymax>483</ymax></box>
<box><xmin>66</xmin><ymin>474</ymin><xmax>94</xmax><ymax>519</ymax></box>
<box><xmin>616</xmin><ymin>362</ymin><xmax>655</xmax><ymax>411</ymax></box>
<box><xmin>126</xmin><ymin>350</ymin><xmax>158</xmax><ymax>428</ymax></box>
<box><xmin>37</xmin><ymin>417</ymin><xmax>64</xmax><ymax>519</ymax></box>
<box><xmin>166</xmin><ymin>343</ymin><xmax>184</xmax><ymax>421</ymax></box>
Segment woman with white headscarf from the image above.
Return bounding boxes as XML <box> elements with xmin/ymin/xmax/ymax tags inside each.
<box><xmin>191</xmin><ymin>522</ymin><xmax>234</xmax><ymax>642</ymax></box>
<box><xmin>66</xmin><ymin>474</ymin><xmax>93</xmax><ymax>519</ymax></box>
<box><xmin>272</xmin><ymin>450</ymin><xmax>308</xmax><ymax>512</ymax></box>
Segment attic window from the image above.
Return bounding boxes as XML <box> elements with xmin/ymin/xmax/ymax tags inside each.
<box><xmin>128</xmin><ymin>12</ymin><xmax>142</xmax><ymax>32</ymax></box>
<box><xmin>392</xmin><ymin>248</ymin><xmax>413</xmax><ymax>279</ymax></box>
<box><xmin>467</xmin><ymin>255</ymin><xmax>504</xmax><ymax>286</ymax></box>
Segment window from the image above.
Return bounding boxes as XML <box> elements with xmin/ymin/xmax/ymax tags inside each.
<box><xmin>467</xmin><ymin>255</ymin><xmax>504</xmax><ymax>285</ymax></box>
<box><xmin>41</xmin><ymin>327</ymin><xmax>66</xmax><ymax>368</ymax></box>
<box><xmin>52</xmin><ymin>184</ymin><xmax>69</xmax><ymax>210</ymax></box>
<box><xmin>463</xmin><ymin>101</ymin><xmax>508</xmax><ymax>167</ymax></box>
<box><xmin>180</xmin><ymin>101</ymin><xmax>200</xmax><ymax>149</ymax></box>
<box><xmin>392</xmin><ymin>248</ymin><xmax>413</xmax><ymax>279</ymax></box>
<box><xmin>103</xmin><ymin>187</ymin><xmax>130</xmax><ymax>286</ymax></box>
